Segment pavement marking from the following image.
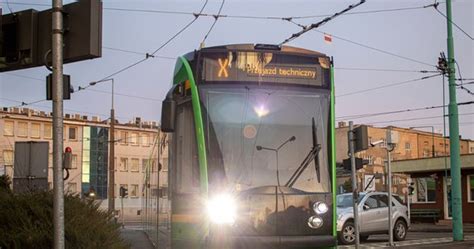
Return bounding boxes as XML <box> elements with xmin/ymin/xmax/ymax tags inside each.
<box><xmin>338</xmin><ymin>235</ymin><xmax>474</xmax><ymax>249</ymax></box>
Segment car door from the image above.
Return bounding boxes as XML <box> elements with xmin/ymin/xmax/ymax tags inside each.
<box><xmin>359</xmin><ymin>195</ymin><xmax>380</xmax><ymax>233</ymax></box>
<box><xmin>375</xmin><ymin>194</ymin><xmax>389</xmax><ymax>232</ymax></box>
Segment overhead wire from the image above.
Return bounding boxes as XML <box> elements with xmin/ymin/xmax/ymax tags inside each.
<box><xmin>454</xmin><ymin>61</ymin><xmax>474</xmax><ymax>96</ymax></box>
<box><xmin>336</xmin><ymin>73</ymin><xmax>442</xmax><ymax>98</ymax></box>
<box><xmin>201</xmin><ymin>0</ymin><xmax>226</xmax><ymax>46</ymax></box>
<box><xmin>102</xmin><ymin>46</ymin><xmax>176</xmax><ymax>60</ymax></box>
<box><xmin>334</xmin><ymin>67</ymin><xmax>438</xmax><ymax>73</ymax></box>
<box><xmin>361</xmin><ymin>112</ymin><xmax>474</xmax><ymax>125</ymax></box>
<box><xmin>432</xmin><ymin>3</ymin><xmax>474</xmax><ymax>40</ymax></box>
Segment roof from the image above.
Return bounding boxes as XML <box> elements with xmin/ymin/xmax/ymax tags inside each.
<box><xmin>392</xmin><ymin>154</ymin><xmax>474</xmax><ymax>173</ymax></box>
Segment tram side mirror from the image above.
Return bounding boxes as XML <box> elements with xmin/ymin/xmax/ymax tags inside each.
<box><xmin>161</xmin><ymin>98</ymin><xmax>176</xmax><ymax>132</ymax></box>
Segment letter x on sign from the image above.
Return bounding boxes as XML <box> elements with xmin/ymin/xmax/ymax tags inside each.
<box><xmin>218</xmin><ymin>58</ymin><xmax>229</xmax><ymax>78</ymax></box>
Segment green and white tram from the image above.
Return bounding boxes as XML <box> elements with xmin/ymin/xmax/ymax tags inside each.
<box><xmin>147</xmin><ymin>44</ymin><xmax>337</xmax><ymax>249</ymax></box>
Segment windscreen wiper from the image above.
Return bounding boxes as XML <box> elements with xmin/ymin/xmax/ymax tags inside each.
<box><xmin>285</xmin><ymin>118</ymin><xmax>321</xmax><ymax>188</ymax></box>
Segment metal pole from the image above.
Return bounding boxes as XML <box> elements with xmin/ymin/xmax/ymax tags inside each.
<box><xmin>348</xmin><ymin>121</ymin><xmax>360</xmax><ymax>248</ymax></box>
<box><xmin>387</xmin><ymin>135</ymin><xmax>394</xmax><ymax>246</ymax></box>
<box><xmin>431</xmin><ymin>126</ymin><xmax>435</xmax><ymax>158</ymax></box>
<box><xmin>445</xmin><ymin>0</ymin><xmax>463</xmax><ymax>241</ymax></box>
<box><xmin>52</xmin><ymin>0</ymin><xmax>65</xmax><ymax>248</ymax></box>
<box><xmin>108</xmin><ymin>79</ymin><xmax>115</xmax><ymax>214</ymax></box>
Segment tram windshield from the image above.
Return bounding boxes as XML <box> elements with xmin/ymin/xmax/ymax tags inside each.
<box><xmin>201</xmin><ymin>84</ymin><xmax>331</xmax><ymax>193</ymax></box>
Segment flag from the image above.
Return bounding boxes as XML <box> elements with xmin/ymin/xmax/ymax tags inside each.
<box><xmin>324</xmin><ymin>33</ymin><xmax>332</xmax><ymax>44</ymax></box>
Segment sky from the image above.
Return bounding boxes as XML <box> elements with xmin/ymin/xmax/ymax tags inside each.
<box><xmin>1</xmin><ymin>0</ymin><xmax>473</xmax><ymax>139</ymax></box>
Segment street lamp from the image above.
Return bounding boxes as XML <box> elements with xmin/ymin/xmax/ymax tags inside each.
<box><xmin>89</xmin><ymin>78</ymin><xmax>115</xmax><ymax>213</ymax></box>
<box><xmin>409</xmin><ymin>126</ymin><xmax>435</xmax><ymax>157</ymax></box>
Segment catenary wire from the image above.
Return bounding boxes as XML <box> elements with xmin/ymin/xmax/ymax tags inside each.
<box><xmin>454</xmin><ymin>61</ymin><xmax>474</xmax><ymax>96</ymax></box>
<box><xmin>432</xmin><ymin>4</ymin><xmax>474</xmax><ymax>40</ymax></box>
<box><xmin>201</xmin><ymin>0</ymin><xmax>226</xmax><ymax>45</ymax></box>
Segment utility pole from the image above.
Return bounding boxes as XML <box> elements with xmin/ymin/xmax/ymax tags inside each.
<box><xmin>386</xmin><ymin>128</ymin><xmax>395</xmax><ymax>247</ymax></box>
<box><xmin>445</xmin><ymin>0</ymin><xmax>463</xmax><ymax>241</ymax></box>
<box><xmin>52</xmin><ymin>0</ymin><xmax>65</xmax><ymax>248</ymax></box>
<box><xmin>348</xmin><ymin>121</ymin><xmax>360</xmax><ymax>248</ymax></box>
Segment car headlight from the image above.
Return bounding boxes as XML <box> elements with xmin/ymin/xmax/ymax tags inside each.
<box><xmin>313</xmin><ymin>201</ymin><xmax>329</xmax><ymax>214</ymax></box>
<box><xmin>206</xmin><ymin>194</ymin><xmax>237</xmax><ymax>225</ymax></box>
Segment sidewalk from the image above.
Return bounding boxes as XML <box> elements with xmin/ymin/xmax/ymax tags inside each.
<box><xmin>120</xmin><ymin>227</ymin><xmax>155</xmax><ymax>249</ymax></box>
<box><xmin>409</xmin><ymin>222</ymin><xmax>474</xmax><ymax>233</ymax></box>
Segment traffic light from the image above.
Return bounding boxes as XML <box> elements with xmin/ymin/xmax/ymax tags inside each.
<box><xmin>120</xmin><ymin>186</ymin><xmax>128</xmax><ymax>198</ymax></box>
<box><xmin>408</xmin><ymin>183</ymin><xmax>415</xmax><ymax>196</ymax></box>
<box><xmin>353</xmin><ymin>125</ymin><xmax>369</xmax><ymax>152</ymax></box>
<box><xmin>342</xmin><ymin>157</ymin><xmax>369</xmax><ymax>171</ymax></box>
<box><xmin>63</xmin><ymin>147</ymin><xmax>73</xmax><ymax>169</ymax></box>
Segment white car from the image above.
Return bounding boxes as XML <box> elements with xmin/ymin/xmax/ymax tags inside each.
<box><xmin>336</xmin><ymin>192</ymin><xmax>410</xmax><ymax>245</ymax></box>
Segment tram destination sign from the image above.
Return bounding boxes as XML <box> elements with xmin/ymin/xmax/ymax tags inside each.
<box><xmin>201</xmin><ymin>51</ymin><xmax>330</xmax><ymax>87</ymax></box>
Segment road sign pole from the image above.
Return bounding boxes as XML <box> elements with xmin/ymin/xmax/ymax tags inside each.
<box><xmin>348</xmin><ymin>121</ymin><xmax>360</xmax><ymax>248</ymax></box>
<box><xmin>445</xmin><ymin>0</ymin><xmax>464</xmax><ymax>241</ymax></box>
<box><xmin>52</xmin><ymin>0</ymin><xmax>65</xmax><ymax>248</ymax></box>
<box><xmin>386</xmin><ymin>129</ymin><xmax>394</xmax><ymax>246</ymax></box>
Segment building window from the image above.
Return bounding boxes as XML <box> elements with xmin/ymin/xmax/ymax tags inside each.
<box><xmin>141</xmin><ymin>133</ymin><xmax>150</xmax><ymax>146</ymax></box>
<box><xmin>120</xmin><ymin>158</ymin><xmax>128</xmax><ymax>171</ymax></box>
<box><xmin>130</xmin><ymin>184</ymin><xmax>139</xmax><ymax>197</ymax></box>
<box><xmin>68</xmin><ymin>127</ymin><xmax>77</xmax><ymax>140</ymax></box>
<box><xmin>142</xmin><ymin>159</ymin><xmax>150</xmax><ymax>172</ymax></box>
<box><xmin>4</xmin><ymin>120</ymin><xmax>14</xmax><ymax>136</ymax></box>
<box><xmin>44</xmin><ymin>124</ymin><xmax>52</xmax><ymax>139</ymax></box>
<box><xmin>131</xmin><ymin>158</ymin><xmax>139</xmax><ymax>172</ymax></box>
<box><xmin>120</xmin><ymin>131</ymin><xmax>128</xmax><ymax>145</ymax></box>
<box><xmin>18</xmin><ymin>122</ymin><xmax>28</xmax><ymax>137</ymax></box>
<box><xmin>152</xmin><ymin>159</ymin><xmax>158</xmax><ymax>172</ymax></box>
<box><xmin>31</xmin><ymin>123</ymin><xmax>41</xmax><ymax>138</ymax></box>
<box><xmin>2</xmin><ymin>150</ymin><xmax>14</xmax><ymax>166</ymax></box>
<box><xmin>468</xmin><ymin>175</ymin><xmax>474</xmax><ymax>203</ymax></box>
<box><xmin>413</xmin><ymin>177</ymin><xmax>436</xmax><ymax>203</ymax></box>
<box><xmin>130</xmin><ymin>133</ymin><xmax>138</xmax><ymax>146</ymax></box>
<box><xmin>72</xmin><ymin>154</ymin><xmax>78</xmax><ymax>169</ymax></box>
<box><xmin>67</xmin><ymin>182</ymin><xmax>77</xmax><ymax>193</ymax></box>
<box><xmin>405</xmin><ymin>142</ymin><xmax>411</xmax><ymax>150</ymax></box>
<box><xmin>422</xmin><ymin>149</ymin><xmax>430</xmax><ymax>158</ymax></box>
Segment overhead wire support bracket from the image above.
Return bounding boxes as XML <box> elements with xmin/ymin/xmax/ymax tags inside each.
<box><xmin>279</xmin><ymin>0</ymin><xmax>366</xmax><ymax>46</ymax></box>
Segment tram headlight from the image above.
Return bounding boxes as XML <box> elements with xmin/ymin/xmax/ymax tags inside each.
<box><xmin>308</xmin><ymin>216</ymin><xmax>324</xmax><ymax>229</ymax></box>
<box><xmin>313</xmin><ymin>201</ymin><xmax>329</xmax><ymax>214</ymax></box>
<box><xmin>206</xmin><ymin>194</ymin><xmax>237</xmax><ymax>225</ymax></box>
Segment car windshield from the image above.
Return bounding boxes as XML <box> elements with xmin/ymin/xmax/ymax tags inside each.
<box><xmin>201</xmin><ymin>84</ymin><xmax>330</xmax><ymax>193</ymax></box>
<box><xmin>336</xmin><ymin>194</ymin><xmax>365</xmax><ymax>208</ymax></box>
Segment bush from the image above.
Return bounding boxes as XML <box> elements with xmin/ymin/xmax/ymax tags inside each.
<box><xmin>0</xmin><ymin>189</ymin><xmax>129</xmax><ymax>249</ymax></box>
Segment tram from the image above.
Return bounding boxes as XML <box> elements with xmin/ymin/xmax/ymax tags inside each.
<box><xmin>148</xmin><ymin>44</ymin><xmax>337</xmax><ymax>249</ymax></box>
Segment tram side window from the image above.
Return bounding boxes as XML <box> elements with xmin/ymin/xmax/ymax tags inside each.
<box><xmin>176</xmin><ymin>101</ymin><xmax>200</xmax><ymax>193</ymax></box>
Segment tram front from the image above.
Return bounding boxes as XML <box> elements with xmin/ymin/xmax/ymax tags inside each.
<box><xmin>161</xmin><ymin>44</ymin><xmax>336</xmax><ymax>249</ymax></box>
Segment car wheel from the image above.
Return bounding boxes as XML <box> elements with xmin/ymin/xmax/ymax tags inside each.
<box><xmin>393</xmin><ymin>219</ymin><xmax>407</xmax><ymax>241</ymax></box>
<box><xmin>360</xmin><ymin>235</ymin><xmax>369</xmax><ymax>242</ymax></box>
<box><xmin>338</xmin><ymin>221</ymin><xmax>356</xmax><ymax>245</ymax></box>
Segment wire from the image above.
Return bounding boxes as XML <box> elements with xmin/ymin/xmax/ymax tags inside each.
<box><xmin>279</xmin><ymin>0</ymin><xmax>366</xmax><ymax>45</ymax></box>
<box><xmin>201</xmin><ymin>0</ymin><xmax>225</xmax><ymax>46</ymax></box>
<box><xmin>102</xmin><ymin>46</ymin><xmax>176</xmax><ymax>60</ymax></box>
<box><xmin>433</xmin><ymin>4</ymin><xmax>474</xmax><ymax>40</ymax></box>
<box><xmin>5</xmin><ymin>0</ymin><xmax>14</xmax><ymax>14</ymax></box>
<box><xmin>82</xmin><ymin>88</ymin><xmax>161</xmax><ymax>102</ymax></box>
<box><xmin>454</xmin><ymin>61</ymin><xmax>474</xmax><ymax>96</ymax></box>
<box><xmin>312</xmin><ymin>29</ymin><xmax>436</xmax><ymax>68</ymax></box>
<box><xmin>336</xmin><ymin>101</ymin><xmax>474</xmax><ymax>120</ymax></box>
<box><xmin>363</xmin><ymin>112</ymin><xmax>474</xmax><ymax>125</ymax></box>
<box><xmin>335</xmin><ymin>67</ymin><xmax>438</xmax><ymax>74</ymax></box>
<box><xmin>336</xmin><ymin>73</ymin><xmax>442</xmax><ymax>98</ymax></box>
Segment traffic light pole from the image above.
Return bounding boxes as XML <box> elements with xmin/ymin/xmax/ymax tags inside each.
<box><xmin>445</xmin><ymin>0</ymin><xmax>463</xmax><ymax>241</ymax></box>
<box><xmin>52</xmin><ymin>0</ymin><xmax>65</xmax><ymax>248</ymax></box>
<box><xmin>348</xmin><ymin>121</ymin><xmax>360</xmax><ymax>248</ymax></box>
<box><xmin>386</xmin><ymin>129</ymin><xmax>394</xmax><ymax>247</ymax></box>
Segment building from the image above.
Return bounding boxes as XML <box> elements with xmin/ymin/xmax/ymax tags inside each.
<box><xmin>392</xmin><ymin>154</ymin><xmax>474</xmax><ymax>222</ymax></box>
<box><xmin>335</xmin><ymin>122</ymin><xmax>473</xmax><ymax>199</ymax></box>
<box><xmin>0</xmin><ymin>107</ymin><xmax>166</xmax><ymax>222</ymax></box>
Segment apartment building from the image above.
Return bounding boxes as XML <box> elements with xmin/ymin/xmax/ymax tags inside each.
<box><xmin>0</xmin><ymin>107</ymin><xmax>166</xmax><ymax>222</ymax></box>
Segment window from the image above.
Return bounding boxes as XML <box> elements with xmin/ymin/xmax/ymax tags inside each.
<box><xmin>422</xmin><ymin>149</ymin><xmax>430</xmax><ymax>158</ymax></box>
<box><xmin>67</xmin><ymin>182</ymin><xmax>77</xmax><ymax>193</ymax></box>
<box><xmin>44</xmin><ymin>124</ymin><xmax>52</xmax><ymax>139</ymax></box>
<box><xmin>405</xmin><ymin>142</ymin><xmax>411</xmax><ymax>150</ymax></box>
<box><xmin>142</xmin><ymin>159</ymin><xmax>150</xmax><ymax>172</ymax></box>
<box><xmin>4</xmin><ymin>120</ymin><xmax>14</xmax><ymax>136</ymax></box>
<box><xmin>18</xmin><ymin>122</ymin><xmax>28</xmax><ymax>137</ymax></box>
<box><xmin>423</xmin><ymin>141</ymin><xmax>429</xmax><ymax>146</ymax></box>
<box><xmin>131</xmin><ymin>158</ymin><xmax>139</xmax><ymax>172</ymax></box>
<box><xmin>364</xmin><ymin>196</ymin><xmax>378</xmax><ymax>209</ymax></box>
<box><xmin>413</xmin><ymin>177</ymin><xmax>436</xmax><ymax>203</ymax></box>
<box><xmin>31</xmin><ymin>123</ymin><xmax>41</xmax><ymax>138</ymax></box>
<box><xmin>120</xmin><ymin>158</ymin><xmax>128</xmax><ymax>171</ymax></box>
<box><xmin>120</xmin><ymin>131</ymin><xmax>128</xmax><ymax>145</ymax></box>
<box><xmin>130</xmin><ymin>184</ymin><xmax>139</xmax><ymax>197</ymax></box>
<box><xmin>68</xmin><ymin>127</ymin><xmax>77</xmax><ymax>140</ymax></box>
<box><xmin>72</xmin><ymin>154</ymin><xmax>78</xmax><ymax>169</ymax></box>
<box><xmin>2</xmin><ymin>150</ymin><xmax>14</xmax><ymax>166</ymax></box>
<box><xmin>468</xmin><ymin>175</ymin><xmax>474</xmax><ymax>203</ymax></box>
<box><xmin>141</xmin><ymin>133</ymin><xmax>150</xmax><ymax>146</ymax></box>
<box><xmin>152</xmin><ymin>159</ymin><xmax>158</xmax><ymax>172</ymax></box>
<box><xmin>130</xmin><ymin>133</ymin><xmax>138</xmax><ymax>146</ymax></box>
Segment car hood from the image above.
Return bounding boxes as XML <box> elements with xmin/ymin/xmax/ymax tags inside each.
<box><xmin>336</xmin><ymin>207</ymin><xmax>353</xmax><ymax>216</ymax></box>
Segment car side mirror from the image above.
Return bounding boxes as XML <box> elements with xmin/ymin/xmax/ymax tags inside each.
<box><xmin>363</xmin><ymin>204</ymin><xmax>369</xmax><ymax>210</ymax></box>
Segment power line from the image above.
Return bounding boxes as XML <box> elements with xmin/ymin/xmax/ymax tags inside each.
<box><xmin>279</xmin><ymin>0</ymin><xmax>366</xmax><ymax>45</ymax></box>
<box><xmin>312</xmin><ymin>29</ymin><xmax>436</xmax><ymax>68</ymax></box>
<box><xmin>362</xmin><ymin>112</ymin><xmax>474</xmax><ymax>125</ymax></box>
<box><xmin>201</xmin><ymin>0</ymin><xmax>226</xmax><ymax>46</ymax></box>
<box><xmin>454</xmin><ymin>61</ymin><xmax>474</xmax><ymax>96</ymax></box>
<box><xmin>432</xmin><ymin>4</ymin><xmax>474</xmax><ymax>40</ymax></box>
<box><xmin>335</xmin><ymin>67</ymin><xmax>438</xmax><ymax>73</ymax></box>
<box><xmin>102</xmin><ymin>46</ymin><xmax>176</xmax><ymax>60</ymax></box>
<box><xmin>80</xmin><ymin>88</ymin><xmax>161</xmax><ymax>102</ymax></box>
<box><xmin>336</xmin><ymin>101</ymin><xmax>474</xmax><ymax>120</ymax></box>
<box><xmin>336</xmin><ymin>73</ymin><xmax>442</xmax><ymax>98</ymax></box>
